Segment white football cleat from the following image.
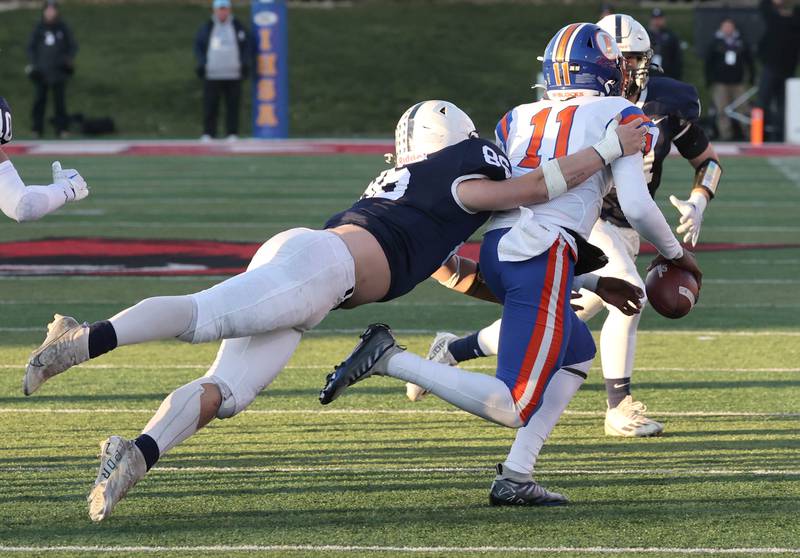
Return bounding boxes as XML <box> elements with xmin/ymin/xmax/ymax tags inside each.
<box><xmin>405</xmin><ymin>331</ymin><xmax>458</xmax><ymax>402</ymax></box>
<box><xmin>604</xmin><ymin>395</ymin><xmax>664</xmax><ymax>437</ymax></box>
<box><xmin>23</xmin><ymin>314</ymin><xmax>90</xmax><ymax>396</ymax></box>
<box><xmin>88</xmin><ymin>436</ymin><xmax>147</xmax><ymax>522</ymax></box>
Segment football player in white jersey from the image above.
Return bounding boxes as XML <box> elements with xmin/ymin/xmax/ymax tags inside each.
<box><xmin>23</xmin><ymin>99</ymin><xmax>646</xmax><ymax>521</ymax></box>
<box><xmin>0</xmin><ymin>97</ymin><xmax>88</xmax><ymax>222</ymax></box>
<box><xmin>415</xmin><ymin>14</ymin><xmax>721</xmax><ymax>438</ymax></box>
<box><xmin>321</xmin><ymin>23</ymin><xmax>702</xmax><ymax>505</ymax></box>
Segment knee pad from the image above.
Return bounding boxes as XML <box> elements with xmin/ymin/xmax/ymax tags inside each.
<box><xmin>208</xmin><ymin>377</ymin><xmax>240</xmax><ymax>419</ymax></box>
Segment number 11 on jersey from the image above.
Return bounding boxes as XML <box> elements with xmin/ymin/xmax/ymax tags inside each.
<box><xmin>518</xmin><ymin>105</ymin><xmax>578</xmax><ymax>169</ymax></box>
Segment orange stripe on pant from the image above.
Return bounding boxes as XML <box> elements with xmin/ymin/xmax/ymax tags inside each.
<box><xmin>520</xmin><ymin>241</ymin><xmax>572</xmax><ymax>423</ymax></box>
<box><xmin>510</xmin><ymin>240</ymin><xmax>564</xmax><ymax>406</ymax></box>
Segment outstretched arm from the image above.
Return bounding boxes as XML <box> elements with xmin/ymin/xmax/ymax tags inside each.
<box><xmin>431</xmin><ymin>255</ymin><xmax>499</xmax><ymax>304</ymax></box>
<box><xmin>456</xmin><ymin>116</ymin><xmax>647</xmax><ymax>212</ymax></box>
<box><xmin>0</xmin><ymin>97</ymin><xmax>89</xmax><ymax>222</ymax></box>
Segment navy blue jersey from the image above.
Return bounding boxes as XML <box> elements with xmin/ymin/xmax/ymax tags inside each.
<box><xmin>601</xmin><ymin>76</ymin><xmax>704</xmax><ymax>227</ymax></box>
<box><xmin>325</xmin><ymin>138</ymin><xmax>511</xmax><ymax>301</ymax></box>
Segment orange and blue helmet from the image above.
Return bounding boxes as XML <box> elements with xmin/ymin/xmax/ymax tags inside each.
<box><xmin>542</xmin><ymin>23</ymin><xmax>624</xmax><ymax>98</ymax></box>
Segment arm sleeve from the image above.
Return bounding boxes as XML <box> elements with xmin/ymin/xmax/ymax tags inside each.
<box><xmin>611</xmin><ymin>153</ymin><xmax>683</xmax><ymax>259</ymax></box>
<box><xmin>0</xmin><ymin>160</ymin><xmax>69</xmax><ymax>222</ymax></box>
<box><xmin>673</xmin><ymin>121</ymin><xmax>710</xmax><ymax>160</ymax></box>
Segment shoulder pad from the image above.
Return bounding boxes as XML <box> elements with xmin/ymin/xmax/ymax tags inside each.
<box><xmin>644</xmin><ymin>77</ymin><xmax>701</xmax><ymax>121</ymax></box>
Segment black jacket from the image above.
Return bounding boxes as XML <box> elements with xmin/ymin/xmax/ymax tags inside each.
<box><xmin>757</xmin><ymin>0</ymin><xmax>800</xmax><ymax>75</ymax></box>
<box><xmin>706</xmin><ymin>31</ymin><xmax>755</xmax><ymax>85</ymax></box>
<box><xmin>649</xmin><ymin>27</ymin><xmax>682</xmax><ymax>80</ymax></box>
<box><xmin>27</xmin><ymin>19</ymin><xmax>78</xmax><ymax>85</ymax></box>
<box><xmin>194</xmin><ymin>17</ymin><xmax>252</xmax><ymax>80</ymax></box>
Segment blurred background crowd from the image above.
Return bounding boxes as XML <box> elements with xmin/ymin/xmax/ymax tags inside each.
<box><xmin>3</xmin><ymin>0</ymin><xmax>800</xmax><ymax>142</ymax></box>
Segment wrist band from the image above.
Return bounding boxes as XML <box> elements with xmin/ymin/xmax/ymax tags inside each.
<box><xmin>541</xmin><ymin>159</ymin><xmax>568</xmax><ymax>199</ymax></box>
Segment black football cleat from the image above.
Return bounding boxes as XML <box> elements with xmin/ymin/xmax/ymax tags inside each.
<box><xmin>489</xmin><ymin>464</ymin><xmax>568</xmax><ymax>507</ymax></box>
<box><xmin>319</xmin><ymin>323</ymin><xmax>402</xmax><ymax>405</ymax></box>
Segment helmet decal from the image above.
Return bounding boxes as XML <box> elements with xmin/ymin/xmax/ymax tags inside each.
<box><xmin>595</xmin><ymin>30</ymin><xmax>620</xmax><ymax>60</ymax></box>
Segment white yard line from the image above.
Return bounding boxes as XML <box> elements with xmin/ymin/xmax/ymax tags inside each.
<box><xmin>0</xmin><ymin>407</ymin><xmax>797</xmax><ymax>418</ymax></box>
<box><xmin>770</xmin><ymin>157</ymin><xmax>800</xmax><ymax>190</ymax></box>
<box><xmin>0</xmin><ymin>545</ymin><xmax>798</xmax><ymax>555</ymax></box>
<box><xmin>4</xmin><ymin>465</ymin><xmax>799</xmax><ymax>477</ymax></box>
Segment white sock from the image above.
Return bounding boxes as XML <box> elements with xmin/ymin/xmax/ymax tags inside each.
<box><xmin>476</xmin><ymin>319</ymin><xmax>502</xmax><ymax>357</ymax></box>
<box><xmin>141</xmin><ymin>377</ymin><xmax>208</xmax><ymax>455</ymax></box>
<box><xmin>503</xmin><ymin>362</ymin><xmax>590</xmax><ymax>475</ymax></box>
<box><xmin>386</xmin><ymin>351</ymin><xmax>522</xmax><ymax>427</ymax></box>
<box><xmin>599</xmin><ymin>306</ymin><xmax>642</xmax><ymax>380</ymax></box>
<box><xmin>0</xmin><ymin>160</ymin><xmax>70</xmax><ymax>222</ymax></box>
<box><xmin>109</xmin><ymin>296</ymin><xmax>195</xmax><ymax>346</ymax></box>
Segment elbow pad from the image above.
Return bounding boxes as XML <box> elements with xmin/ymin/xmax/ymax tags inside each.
<box><xmin>673</xmin><ymin>121</ymin><xmax>710</xmax><ymax>160</ymax></box>
<box><xmin>692</xmin><ymin>158</ymin><xmax>722</xmax><ymax>199</ymax></box>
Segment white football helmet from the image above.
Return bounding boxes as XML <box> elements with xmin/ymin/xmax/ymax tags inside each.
<box><xmin>394</xmin><ymin>100</ymin><xmax>477</xmax><ymax>167</ymax></box>
<box><xmin>597</xmin><ymin>14</ymin><xmax>653</xmax><ymax>98</ymax></box>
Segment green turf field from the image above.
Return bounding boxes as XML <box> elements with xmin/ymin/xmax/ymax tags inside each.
<box><xmin>1</xmin><ymin>153</ymin><xmax>799</xmax><ymax>557</ymax></box>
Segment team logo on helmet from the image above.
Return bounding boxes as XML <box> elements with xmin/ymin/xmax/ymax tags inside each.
<box><xmin>595</xmin><ymin>30</ymin><xmax>620</xmax><ymax>60</ymax></box>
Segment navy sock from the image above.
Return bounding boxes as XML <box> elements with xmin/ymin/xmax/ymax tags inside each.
<box><xmin>88</xmin><ymin>320</ymin><xmax>118</xmax><ymax>359</ymax></box>
<box><xmin>448</xmin><ymin>332</ymin><xmax>485</xmax><ymax>363</ymax></box>
<box><xmin>605</xmin><ymin>378</ymin><xmax>631</xmax><ymax>408</ymax></box>
<box><xmin>134</xmin><ymin>434</ymin><xmax>160</xmax><ymax>471</ymax></box>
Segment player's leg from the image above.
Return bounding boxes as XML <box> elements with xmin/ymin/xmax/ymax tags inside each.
<box><xmin>24</xmin><ymin>228</ymin><xmax>355</xmax><ymax>395</ymax></box>
<box><xmin>87</xmin><ymin>328</ymin><xmax>302</xmax><ymax>522</ymax></box>
<box><xmin>203</xmin><ymin>79</ymin><xmax>220</xmax><ymax>138</ymax></box>
<box><xmin>491</xmin><ymin>313</ymin><xmax>596</xmax><ymax>505</ymax></box>
<box><xmin>225</xmin><ymin>80</ymin><xmax>241</xmax><ymax>137</ymax></box>
<box><xmin>405</xmin><ymin>315</ymin><xmax>502</xmax><ymax>401</ymax></box>
<box><xmin>53</xmin><ymin>81</ymin><xmax>68</xmax><ymax>137</ymax></box>
<box><xmin>585</xmin><ymin>221</ymin><xmax>662</xmax><ymax>437</ymax></box>
<box><xmin>325</xmin><ymin>232</ymin><xmax>575</xmax><ymax>427</ymax></box>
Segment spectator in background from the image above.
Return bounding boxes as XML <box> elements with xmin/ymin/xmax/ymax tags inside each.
<box><xmin>756</xmin><ymin>0</ymin><xmax>800</xmax><ymax>141</ymax></box>
<box><xmin>194</xmin><ymin>0</ymin><xmax>252</xmax><ymax>141</ymax></box>
<box><xmin>600</xmin><ymin>3</ymin><xmax>614</xmax><ymax>19</ymax></box>
<box><xmin>27</xmin><ymin>0</ymin><xmax>77</xmax><ymax>139</ymax></box>
<box><xmin>648</xmin><ymin>8</ymin><xmax>682</xmax><ymax>80</ymax></box>
<box><xmin>706</xmin><ymin>18</ymin><xmax>755</xmax><ymax>141</ymax></box>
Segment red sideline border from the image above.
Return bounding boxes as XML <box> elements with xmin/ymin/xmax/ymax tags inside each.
<box><xmin>4</xmin><ymin>139</ymin><xmax>800</xmax><ymax>157</ymax></box>
<box><xmin>2</xmin><ymin>237</ymin><xmax>797</xmax><ymax>277</ymax></box>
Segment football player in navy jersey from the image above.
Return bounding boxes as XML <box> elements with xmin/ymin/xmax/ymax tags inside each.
<box><xmin>0</xmin><ymin>96</ymin><xmax>88</xmax><ymax>222</ymax></box>
<box><xmin>23</xmin><ymin>99</ymin><xmax>646</xmax><ymax>521</ymax></box>
<box><xmin>421</xmin><ymin>14</ymin><xmax>722</xmax><ymax>438</ymax></box>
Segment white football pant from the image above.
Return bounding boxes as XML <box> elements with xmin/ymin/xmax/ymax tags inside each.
<box><xmin>573</xmin><ymin>218</ymin><xmax>644</xmax><ymax>380</ymax></box>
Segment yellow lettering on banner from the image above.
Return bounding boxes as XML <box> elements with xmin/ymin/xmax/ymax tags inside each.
<box><xmin>259</xmin><ymin>54</ymin><xmax>278</xmax><ymax>77</ymax></box>
<box><xmin>259</xmin><ymin>29</ymin><xmax>272</xmax><ymax>51</ymax></box>
<box><xmin>258</xmin><ymin>79</ymin><xmax>276</xmax><ymax>102</ymax></box>
<box><xmin>257</xmin><ymin>104</ymin><xmax>279</xmax><ymax>127</ymax></box>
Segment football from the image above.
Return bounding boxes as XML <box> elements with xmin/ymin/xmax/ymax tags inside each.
<box><xmin>645</xmin><ymin>261</ymin><xmax>700</xmax><ymax>319</ymax></box>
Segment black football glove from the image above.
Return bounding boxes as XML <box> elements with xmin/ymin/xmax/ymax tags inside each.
<box><xmin>0</xmin><ymin>97</ymin><xmax>12</xmax><ymax>145</ymax></box>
